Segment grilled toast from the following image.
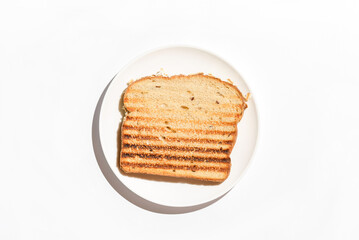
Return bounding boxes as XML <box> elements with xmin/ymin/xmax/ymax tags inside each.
<box><xmin>119</xmin><ymin>73</ymin><xmax>247</xmax><ymax>182</ymax></box>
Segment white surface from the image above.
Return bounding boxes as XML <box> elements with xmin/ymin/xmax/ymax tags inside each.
<box><xmin>0</xmin><ymin>0</ymin><xmax>358</xmax><ymax>239</ymax></box>
<box><xmin>99</xmin><ymin>46</ymin><xmax>258</xmax><ymax>206</ymax></box>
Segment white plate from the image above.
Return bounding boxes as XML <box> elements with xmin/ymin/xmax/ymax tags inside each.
<box><xmin>99</xmin><ymin>46</ymin><xmax>259</xmax><ymax>207</ymax></box>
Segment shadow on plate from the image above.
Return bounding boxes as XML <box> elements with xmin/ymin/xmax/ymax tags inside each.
<box><xmin>92</xmin><ymin>77</ymin><xmax>227</xmax><ymax>214</ymax></box>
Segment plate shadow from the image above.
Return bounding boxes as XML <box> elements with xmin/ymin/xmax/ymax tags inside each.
<box><xmin>92</xmin><ymin>77</ymin><xmax>228</xmax><ymax>214</ymax></box>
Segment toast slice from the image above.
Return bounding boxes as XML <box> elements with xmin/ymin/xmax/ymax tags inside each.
<box><xmin>119</xmin><ymin>73</ymin><xmax>247</xmax><ymax>182</ymax></box>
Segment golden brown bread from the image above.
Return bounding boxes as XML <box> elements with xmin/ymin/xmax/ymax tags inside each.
<box><xmin>119</xmin><ymin>73</ymin><xmax>247</xmax><ymax>182</ymax></box>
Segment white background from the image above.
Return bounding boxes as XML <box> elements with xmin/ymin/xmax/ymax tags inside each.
<box><xmin>1</xmin><ymin>0</ymin><xmax>358</xmax><ymax>239</ymax></box>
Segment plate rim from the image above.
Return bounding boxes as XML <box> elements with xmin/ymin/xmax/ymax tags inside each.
<box><xmin>98</xmin><ymin>44</ymin><xmax>260</xmax><ymax>207</ymax></box>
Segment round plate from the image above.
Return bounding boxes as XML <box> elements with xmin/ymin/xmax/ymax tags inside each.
<box><xmin>99</xmin><ymin>46</ymin><xmax>259</xmax><ymax>207</ymax></box>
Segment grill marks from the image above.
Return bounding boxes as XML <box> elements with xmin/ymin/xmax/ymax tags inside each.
<box><xmin>122</xmin><ymin>134</ymin><xmax>233</xmax><ymax>144</ymax></box>
<box><xmin>120</xmin><ymin>162</ymin><xmax>229</xmax><ymax>172</ymax></box>
<box><xmin>125</xmin><ymin>116</ymin><xmax>237</xmax><ymax>126</ymax></box>
<box><xmin>125</xmin><ymin>97</ymin><xmax>242</xmax><ymax>108</ymax></box>
<box><xmin>120</xmin><ymin>118</ymin><xmax>236</xmax><ymax>177</ymax></box>
<box><xmin>122</xmin><ymin>143</ymin><xmax>229</xmax><ymax>154</ymax></box>
<box><xmin>128</xmin><ymin>111</ymin><xmax>238</xmax><ymax>123</ymax></box>
<box><xmin>124</xmin><ymin>118</ymin><xmax>235</xmax><ymax>132</ymax></box>
<box><xmin>122</xmin><ymin>125</ymin><xmax>236</xmax><ymax>135</ymax></box>
<box><xmin>121</xmin><ymin>131</ymin><xmax>232</xmax><ymax>173</ymax></box>
<box><xmin>121</xmin><ymin>152</ymin><xmax>230</xmax><ymax>163</ymax></box>
<box><xmin>125</xmin><ymin>107</ymin><xmax>241</xmax><ymax>118</ymax></box>
<box><xmin>121</xmin><ymin>163</ymin><xmax>228</xmax><ymax>172</ymax></box>
<box><xmin>121</xmin><ymin>116</ymin><xmax>235</xmax><ymax>173</ymax></box>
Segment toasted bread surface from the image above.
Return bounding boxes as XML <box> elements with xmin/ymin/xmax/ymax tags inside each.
<box><xmin>119</xmin><ymin>73</ymin><xmax>247</xmax><ymax>182</ymax></box>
